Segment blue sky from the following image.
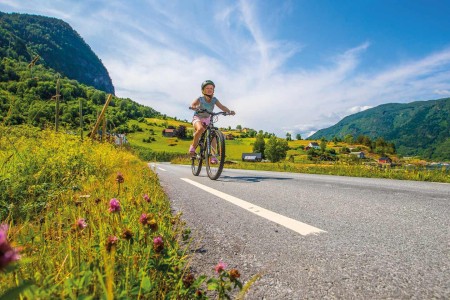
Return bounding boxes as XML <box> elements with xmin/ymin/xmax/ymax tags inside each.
<box><xmin>1</xmin><ymin>0</ymin><xmax>450</xmax><ymax>137</ymax></box>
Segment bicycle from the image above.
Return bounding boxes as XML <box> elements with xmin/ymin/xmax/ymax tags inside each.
<box><xmin>189</xmin><ymin>107</ymin><xmax>233</xmax><ymax>180</ymax></box>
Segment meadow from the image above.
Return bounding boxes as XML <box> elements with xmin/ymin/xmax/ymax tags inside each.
<box><xmin>0</xmin><ymin>125</ymin><xmax>249</xmax><ymax>299</ymax></box>
<box><xmin>129</xmin><ymin>118</ymin><xmax>450</xmax><ymax>183</ymax></box>
<box><xmin>0</xmin><ymin>118</ymin><xmax>447</xmax><ymax>299</ymax></box>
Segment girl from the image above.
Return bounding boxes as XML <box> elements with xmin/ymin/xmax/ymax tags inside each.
<box><xmin>189</xmin><ymin>80</ymin><xmax>235</xmax><ymax>163</ymax></box>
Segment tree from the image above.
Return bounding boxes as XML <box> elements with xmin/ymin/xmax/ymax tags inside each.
<box><xmin>264</xmin><ymin>136</ymin><xmax>289</xmax><ymax>162</ymax></box>
<box><xmin>253</xmin><ymin>133</ymin><xmax>265</xmax><ymax>158</ymax></box>
<box><xmin>340</xmin><ymin>146</ymin><xmax>351</xmax><ymax>154</ymax></box>
<box><xmin>236</xmin><ymin>125</ymin><xmax>242</xmax><ymax>132</ymax></box>
<box><xmin>286</xmin><ymin>132</ymin><xmax>292</xmax><ymax>141</ymax></box>
<box><xmin>174</xmin><ymin>125</ymin><xmax>187</xmax><ymax>139</ymax></box>
<box><xmin>320</xmin><ymin>138</ymin><xmax>327</xmax><ymax>153</ymax></box>
<box><xmin>344</xmin><ymin>134</ymin><xmax>354</xmax><ymax>144</ymax></box>
<box><xmin>296</xmin><ymin>133</ymin><xmax>302</xmax><ymax>140</ymax></box>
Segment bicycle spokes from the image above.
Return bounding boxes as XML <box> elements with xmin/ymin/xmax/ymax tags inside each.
<box><xmin>206</xmin><ymin>130</ymin><xmax>225</xmax><ymax>180</ymax></box>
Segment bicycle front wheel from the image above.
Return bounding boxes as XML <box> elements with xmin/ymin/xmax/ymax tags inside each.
<box><xmin>206</xmin><ymin>129</ymin><xmax>225</xmax><ymax>180</ymax></box>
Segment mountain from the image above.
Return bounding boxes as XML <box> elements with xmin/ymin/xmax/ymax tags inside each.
<box><xmin>0</xmin><ymin>13</ymin><xmax>159</xmax><ymax>132</ymax></box>
<box><xmin>0</xmin><ymin>11</ymin><xmax>114</xmax><ymax>94</ymax></box>
<box><xmin>309</xmin><ymin>98</ymin><xmax>450</xmax><ymax>161</ymax></box>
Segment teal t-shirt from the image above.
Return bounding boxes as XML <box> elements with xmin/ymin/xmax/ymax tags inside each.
<box><xmin>194</xmin><ymin>96</ymin><xmax>218</xmax><ymax>118</ymax></box>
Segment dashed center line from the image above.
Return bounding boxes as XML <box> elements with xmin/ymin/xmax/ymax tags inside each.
<box><xmin>181</xmin><ymin>178</ymin><xmax>326</xmax><ymax>236</ymax></box>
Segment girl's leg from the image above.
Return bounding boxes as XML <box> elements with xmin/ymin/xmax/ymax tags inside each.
<box><xmin>190</xmin><ymin>121</ymin><xmax>205</xmax><ymax>152</ymax></box>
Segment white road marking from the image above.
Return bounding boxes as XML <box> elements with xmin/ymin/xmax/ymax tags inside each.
<box><xmin>158</xmin><ymin>167</ymin><xmax>167</xmax><ymax>171</ymax></box>
<box><xmin>181</xmin><ymin>178</ymin><xmax>326</xmax><ymax>236</ymax></box>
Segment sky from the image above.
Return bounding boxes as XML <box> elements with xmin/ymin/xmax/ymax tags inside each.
<box><xmin>1</xmin><ymin>0</ymin><xmax>450</xmax><ymax>137</ymax></box>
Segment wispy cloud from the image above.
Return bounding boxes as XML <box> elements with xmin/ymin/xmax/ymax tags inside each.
<box><xmin>434</xmin><ymin>89</ymin><xmax>450</xmax><ymax>96</ymax></box>
<box><xmin>1</xmin><ymin>0</ymin><xmax>450</xmax><ymax>138</ymax></box>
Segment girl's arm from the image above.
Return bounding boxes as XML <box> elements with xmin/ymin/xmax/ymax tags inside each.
<box><xmin>215</xmin><ymin>100</ymin><xmax>235</xmax><ymax>115</ymax></box>
<box><xmin>190</xmin><ymin>98</ymin><xmax>200</xmax><ymax>109</ymax></box>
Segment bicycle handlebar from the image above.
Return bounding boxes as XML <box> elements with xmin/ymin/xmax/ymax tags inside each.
<box><xmin>189</xmin><ymin>107</ymin><xmax>233</xmax><ymax>116</ymax></box>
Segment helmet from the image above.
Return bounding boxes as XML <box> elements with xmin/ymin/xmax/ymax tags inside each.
<box><xmin>201</xmin><ymin>80</ymin><xmax>215</xmax><ymax>90</ymax></box>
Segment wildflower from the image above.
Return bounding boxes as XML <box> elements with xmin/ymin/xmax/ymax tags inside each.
<box><xmin>182</xmin><ymin>272</ymin><xmax>195</xmax><ymax>288</ymax></box>
<box><xmin>116</xmin><ymin>172</ymin><xmax>124</xmax><ymax>184</ymax></box>
<box><xmin>122</xmin><ymin>228</ymin><xmax>133</xmax><ymax>241</ymax></box>
<box><xmin>139</xmin><ymin>213</ymin><xmax>149</xmax><ymax>225</ymax></box>
<box><xmin>214</xmin><ymin>261</ymin><xmax>227</xmax><ymax>274</ymax></box>
<box><xmin>148</xmin><ymin>219</ymin><xmax>158</xmax><ymax>232</ymax></box>
<box><xmin>143</xmin><ymin>194</ymin><xmax>150</xmax><ymax>202</ymax></box>
<box><xmin>153</xmin><ymin>236</ymin><xmax>164</xmax><ymax>253</ymax></box>
<box><xmin>106</xmin><ymin>236</ymin><xmax>118</xmax><ymax>252</ymax></box>
<box><xmin>229</xmin><ymin>268</ymin><xmax>241</xmax><ymax>281</ymax></box>
<box><xmin>109</xmin><ymin>198</ymin><xmax>121</xmax><ymax>213</ymax></box>
<box><xmin>75</xmin><ymin>218</ymin><xmax>87</xmax><ymax>230</ymax></box>
<box><xmin>0</xmin><ymin>224</ymin><xmax>21</xmax><ymax>270</ymax></box>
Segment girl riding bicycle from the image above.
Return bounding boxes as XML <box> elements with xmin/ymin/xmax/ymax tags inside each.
<box><xmin>189</xmin><ymin>80</ymin><xmax>235</xmax><ymax>163</ymax></box>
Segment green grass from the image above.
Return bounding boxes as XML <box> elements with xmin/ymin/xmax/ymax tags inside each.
<box><xmin>125</xmin><ymin>117</ymin><xmax>449</xmax><ymax>183</ymax></box>
<box><xmin>0</xmin><ymin>125</ymin><xmax>248</xmax><ymax>299</ymax></box>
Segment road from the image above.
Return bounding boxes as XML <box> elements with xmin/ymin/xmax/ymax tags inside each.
<box><xmin>152</xmin><ymin>163</ymin><xmax>450</xmax><ymax>299</ymax></box>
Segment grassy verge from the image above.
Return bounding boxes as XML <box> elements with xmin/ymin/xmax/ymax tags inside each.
<box><xmin>0</xmin><ymin>125</ymin><xmax>247</xmax><ymax>299</ymax></box>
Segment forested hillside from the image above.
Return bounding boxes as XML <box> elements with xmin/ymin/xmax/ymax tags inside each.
<box><xmin>0</xmin><ymin>58</ymin><xmax>159</xmax><ymax>132</ymax></box>
<box><xmin>0</xmin><ymin>11</ymin><xmax>114</xmax><ymax>93</ymax></box>
<box><xmin>0</xmin><ymin>11</ymin><xmax>161</xmax><ymax>133</ymax></box>
<box><xmin>310</xmin><ymin>99</ymin><xmax>450</xmax><ymax>160</ymax></box>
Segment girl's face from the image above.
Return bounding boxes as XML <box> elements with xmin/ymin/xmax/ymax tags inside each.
<box><xmin>203</xmin><ymin>84</ymin><xmax>214</xmax><ymax>96</ymax></box>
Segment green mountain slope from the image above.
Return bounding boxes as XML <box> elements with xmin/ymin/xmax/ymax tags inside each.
<box><xmin>0</xmin><ymin>58</ymin><xmax>159</xmax><ymax>131</ymax></box>
<box><xmin>0</xmin><ymin>11</ymin><xmax>114</xmax><ymax>94</ymax></box>
<box><xmin>309</xmin><ymin>98</ymin><xmax>450</xmax><ymax>160</ymax></box>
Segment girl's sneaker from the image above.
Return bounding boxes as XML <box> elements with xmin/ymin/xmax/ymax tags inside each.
<box><xmin>189</xmin><ymin>145</ymin><xmax>196</xmax><ymax>154</ymax></box>
<box><xmin>210</xmin><ymin>156</ymin><xmax>218</xmax><ymax>164</ymax></box>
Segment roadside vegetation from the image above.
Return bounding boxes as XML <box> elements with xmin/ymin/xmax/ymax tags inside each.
<box><xmin>127</xmin><ymin>117</ymin><xmax>449</xmax><ymax>183</ymax></box>
<box><xmin>0</xmin><ymin>125</ymin><xmax>249</xmax><ymax>299</ymax></box>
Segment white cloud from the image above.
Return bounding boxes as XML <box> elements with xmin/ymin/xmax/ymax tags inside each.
<box><xmin>348</xmin><ymin>105</ymin><xmax>373</xmax><ymax>114</ymax></box>
<box><xmin>434</xmin><ymin>89</ymin><xmax>450</xmax><ymax>96</ymax></box>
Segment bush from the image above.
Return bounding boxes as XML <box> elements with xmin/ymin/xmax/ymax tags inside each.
<box><xmin>264</xmin><ymin>136</ymin><xmax>289</xmax><ymax>162</ymax></box>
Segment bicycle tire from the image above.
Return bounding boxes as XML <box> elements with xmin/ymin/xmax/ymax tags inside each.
<box><xmin>206</xmin><ymin>129</ymin><xmax>225</xmax><ymax>180</ymax></box>
<box><xmin>191</xmin><ymin>145</ymin><xmax>203</xmax><ymax>176</ymax></box>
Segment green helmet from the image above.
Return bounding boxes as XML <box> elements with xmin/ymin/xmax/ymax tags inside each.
<box><xmin>201</xmin><ymin>80</ymin><xmax>215</xmax><ymax>90</ymax></box>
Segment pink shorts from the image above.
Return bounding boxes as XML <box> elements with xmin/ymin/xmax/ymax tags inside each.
<box><xmin>192</xmin><ymin>116</ymin><xmax>210</xmax><ymax>126</ymax></box>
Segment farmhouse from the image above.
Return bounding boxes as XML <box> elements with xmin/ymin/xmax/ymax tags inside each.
<box><xmin>350</xmin><ymin>151</ymin><xmax>366</xmax><ymax>159</ymax></box>
<box><xmin>305</xmin><ymin>142</ymin><xmax>320</xmax><ymax>150</ymax></box>
<box><xmin>114</xmin><ymin>133</ymin><xmax>128</xmax><ymax>145</ymax></box>
<box><xmin>378</xmin><ymin>157</ymin><xmax>392</xmax><ymax>164</ymax></box>
<box><xmin>162</xmin><ymin>128</ymin><xmax>175</xmax><ymax>137</ymax></box>
<box><xmin>242</xmin><ymin>153</ymin><xmax>262</xmax><ymax>162</ymax></box>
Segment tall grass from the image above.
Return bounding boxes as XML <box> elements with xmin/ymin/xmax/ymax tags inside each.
<box><xmin>0</xmin><ymin>125</ymin><xmax>247</xmax><ymax>299</ymax></box>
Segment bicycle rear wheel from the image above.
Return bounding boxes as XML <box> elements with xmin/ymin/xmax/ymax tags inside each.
<box><xmin>191</xmin><ymin>146</ymin><xmax>203</xmax><ymax>176</ymax></box>
<box><xmin>206</xmin><ymin>129</ymin><xmax>225</xmax><ymax>180</ymax></box>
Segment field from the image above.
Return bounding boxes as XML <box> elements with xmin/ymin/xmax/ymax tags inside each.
<box><xmin>0</xmin><ymin>125</ymin><xmax>248</xmax><ymax>299</ymax></box>
<box><xmin>0</xmin><ymin>120</ymin><xmax>447</xmax><ymax>298</ymax></box>
<box><xmin>127</xmin><ymin>117</ymin><xmax>449</xmax><ymax>183</ymax></box>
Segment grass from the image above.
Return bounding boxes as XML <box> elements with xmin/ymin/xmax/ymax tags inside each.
<box><xmin>0</xmin><ymin>125</ymin><xmax>248</xmax><ymax>299</ymax></box>
<box><xmin>129</xmin><ymin>117</ymin><xmax>449</xmax><ymax>183</ymax></box>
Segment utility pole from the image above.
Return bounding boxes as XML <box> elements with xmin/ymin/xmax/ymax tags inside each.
<box><xmin>90</xmin><ymin>94</ymin><xmax>113</xmax><ymax>140</ymax></box>
<box><xmin>79</xmin><ymin>98</ymin><xmax>83</xmax><ymax>140</ymax></box>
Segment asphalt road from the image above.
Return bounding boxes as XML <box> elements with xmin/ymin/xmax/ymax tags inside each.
<box><xmin>152</xmin><ymin>162</ymin><xmax>450</xmax><ymax>299</ymax></box>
